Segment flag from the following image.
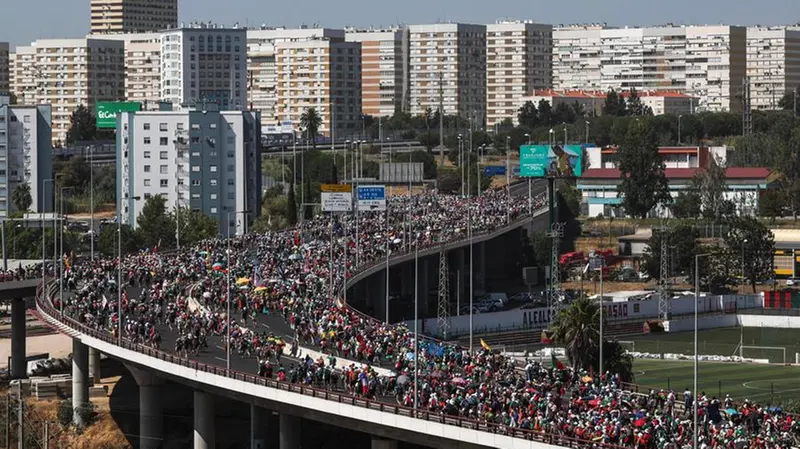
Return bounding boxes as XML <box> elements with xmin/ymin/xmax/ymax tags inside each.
<box><xmin>480</xmin><ymin>338</ymin><xmax>492</xmax><ymax>351</ymax></box>
<box><xmin>336</xmin><ymin>298</ymin><xmax>345</xmax><ymax>309</ymax></box>
<box><xmin>102</xmin><ymin>295</ymin><xmax>109</xmax><ymax>308</ymax></box>
<box><xmin>551</xmin><ymin>353</ymin><xmax>565</xmax><ymax>370</ymax></box>
<box><xmin>540</xmin><ymin>330</ymin><xmax>554</xmax><ymax>345</ymax></box>
<box><xmin>253</xmin><ymin>265</ymin><xmax>264</xmax><ymax>287</ymax></box>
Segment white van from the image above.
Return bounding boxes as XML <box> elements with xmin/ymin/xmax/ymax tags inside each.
<box><xmin>487</xmin><ymin>293</ymin><xmax>509</xmax><ymax>306</ymax></box>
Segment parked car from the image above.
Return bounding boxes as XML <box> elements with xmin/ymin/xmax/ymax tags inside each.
<box><xmin>786</xmin><ymin>278</ymin><xmax>800</xmax><ymax>287</ymax></box>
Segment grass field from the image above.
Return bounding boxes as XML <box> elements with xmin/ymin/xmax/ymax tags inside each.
<box><xmin>622</xmin><ymin>327</ymin><xmax>800</xmax><ymax>405</ymax></box>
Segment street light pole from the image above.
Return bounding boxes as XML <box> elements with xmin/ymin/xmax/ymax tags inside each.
<box><xmin>41</xmin><ymin>179</ymin><xmax>55</xmax><ymax>284</ymax></box>
<box><xmin>226</xmin><ymin>209</ymin><xmax>249</xmax><ymax>373</ymax></box>
<box><xmin>678</xmin><ymin>115</ymin><xmax>683</xmax><ymax>145</ymax></box>
<box><xmin>413</xmin><ymin>237</ymin><xmax>419</xmax><ymax>414</ymax></box>
<box><xmin>741</xmin><ymin>239</ymin><xmax>748</xmax><ymax>294</ymax></box>
<box><xmin>59</xmin><ymin>187</ymin><xmax>73</xmax><ymax>315</ymax></box>
<box><xmin>89</xmin><ymin>146</ymin><xmax>94</xmax><ymax>260</ymax></box>
<box><xmin>694</xmin><ymin>253</ymin><xmax>713</xmax><ymax>449</ymax></box>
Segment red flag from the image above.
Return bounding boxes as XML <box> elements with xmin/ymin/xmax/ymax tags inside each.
<box><xmin>551</xmin><ymin>353</ymin><xmax>565</xmax><ymax>370</ymax></box>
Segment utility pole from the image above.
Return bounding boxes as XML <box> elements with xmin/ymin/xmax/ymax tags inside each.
<box><xmin>16</xmin><ymin>383</ymin><xmax>23</xmax><ymax>449</ymax></box>
<box><xmin>437</xmin><ymin>246</ymin><xmax>450</xmax><ymax>339</ymax></box>
<box><xmin>438</xmin><ymin>71</ymin><xmax>445</xmax><ymax>165</ymax></box>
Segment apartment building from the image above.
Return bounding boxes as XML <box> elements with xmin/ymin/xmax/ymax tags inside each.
<box><xmin>247</xmin><ymin>27</ymin><xmax>345</xmax><ymax>127</ymax></box>
<box><xmin>116</xmin><ymin>103</ymin><xmax>260</xmax><ymax>235</ymax></box>
<box><xmin>275</xmin><ymin>38</ymin><xmax>362</xmax><ymax>137</ymax></box>
<box><xmin>0</xmin><ymin>43</ymin><xmax>9</xmax><ymax>94</ymax></box>
<box><xmin>408</xmin><ymin>23</ymin><xmax>487</xmax><ymax>124</ymax></box>
<box><xmin>0</xmin><ymin>95</ymin><xmax>53</xmax><ymax>216</ymax></box>
<box><xmin>161</xmin><ymin>26</ymin><xmax>248</xmax><ymax>110</ymax></box>
<box><xmin>10</xmin><ymin>38</ymin><xmax>126</xmax><ymax>146</ymax></box>
<box><xmin>553</xmin><ymin>25</ymin><xmax>746</xmax><ymax>112</ymax></box>
<box><xmin>345</xmin><ymin>27</ymin><xmax>408</xmax><ymax>118</ymax></box>
<box><xmin>486</xmin><ymin>21</ymin><xmax>552</xmax><ymax>127</ymax></box>
<box><xmin>90</xmin><ymin>0</ymin><xmax>178</xmax><ymax>34</ymax></box>
<box><xmin>747</xmin><ymin>27</ymin><xmax>800</xmax><ymax>110</ymax></box>
<box><xmin>89</xmin><ymin>33</ymin><xmax>163</xmax><ymax>110</ymax></box>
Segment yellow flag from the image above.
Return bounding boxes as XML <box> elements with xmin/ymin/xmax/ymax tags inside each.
<box><xmin>480</xmin><ymin>339</ymin><xmax>492</xmax><ymax>351</ymax></box>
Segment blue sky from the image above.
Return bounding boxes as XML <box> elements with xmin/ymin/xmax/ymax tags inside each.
<box><xmin>2</xmin><ymin>0</ymin><xmax>798</xmax><ymax>48</ymax></box>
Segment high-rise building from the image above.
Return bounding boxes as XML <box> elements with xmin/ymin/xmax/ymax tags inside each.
<box><xmin>10</xmin><ymin>38</ymin><xmax>126</xmax><ymax>146</ymax></box>
<box><xmin>408</xmin><ymin>23</ymin><xmax>487</xmax><ymax>124</ymax></box>
<box><xmin>116</xmin><ymin>103</ymin><xmax>260</xmax><ymax>235</ymax></box>
<box><xmin>485</xmin><ymin>21</ymin><xmax>552</xmax><ymax>127</ymax></box>
<box><xmin>345</xmin><ymin>27</ymin><xmax>408</xmax><ymax>118</ymax></box>
<box><xmin>89</xmin><ymin>33</ymin><xmax>163</xmax><ymax>110</ymax></box>
<box><xmin>0</xmin><ymin>43</ymin><xmax>9</xmax><ymax>95</ymax></box>
<box><xmin>747</xmin><ymin>26</ymin><xmax>800</xmax><ymax>110</ymax></box>
<box><xmin>275</xmin><ymin>38</ymin><xmax>362</xmax><ymax>137</ymax></box>
<box><xmin>0</xmin><ymin>95</ymin><xmax>53</xmax><ymax>216</ymax></box>
<box><xmin>553</xmin><ymin>25</ymin><xmax>746</xmax><ymax>112</ymax></box>
<box><xmin>246</xmin><ymin>27</ymin><xmax>345</xmax><ymax>127</ymax></box>
<box><xmin>90</xmin><ymin>0</ymin><xmax>178</xmax><ymax>34</ymax></box>
<box><xmin>161</xmin><ymin>26</ymin><xmax>248</xmax><ymax>110</ymax></box>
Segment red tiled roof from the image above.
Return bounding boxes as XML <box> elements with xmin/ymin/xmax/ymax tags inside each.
<box><xmin>531</xmin><ymin>89</ymin><xmax>606</xmax><ymax>99</ymax></box>
<box><xmin>618</xmin><ymin>90</ymin><xmax>693</xmax><ymax>98</ymax></box>
<box><xmin>582</xmin><ymin>167</ymin><xmax>772</xmax><ymax>180</ymax></box>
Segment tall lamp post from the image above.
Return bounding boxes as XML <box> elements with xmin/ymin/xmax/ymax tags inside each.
<box><xmin>678</xmin><ymin>115</ymin><xmax>683</xmax><ymax>145</ymax></box>
<box><xmin>59</xmin><ymin>186</ymin><xmax>74</xmax><ymax>314</ymax></box>
<box><xmin>41</xmin><ymin>179</ymin><xmax>56</xmax><ymax>283</ymax></box>
<box><xmin>741</xmin><ymin>239</ymin><xmax>748</xmax><ymax>294</ymax></box>
<box><xmin>694</xmin><ymin>252</ymin><xmax>714</xmax><ymax>449</ymax></box>
<box><xmin>226</xmin><ymin>209</ymin><xmax>250</xmax><ymax>372</ymax></box>
<box><xmin>118</xmin><ymin>195</ymin><xmax>140</xmax><ymax>343</ymax></box>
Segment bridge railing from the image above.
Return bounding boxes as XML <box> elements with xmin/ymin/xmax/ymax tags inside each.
<box><xmin>36</xmin><ymin>274</ymin><xmax>629</xmax><ymax>449</ymax></box>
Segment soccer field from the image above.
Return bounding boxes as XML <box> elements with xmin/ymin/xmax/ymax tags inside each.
<box><xmin>632</xmin><ymin>359</ymin><xmax>800</xmax><ymax>404</ymax></box>
<box><xmin>623</xmin><ymin>327</ymin><xmax>800</xmax><ymax>404</ymax></box>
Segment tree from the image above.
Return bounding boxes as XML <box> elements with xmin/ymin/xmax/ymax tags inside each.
<box><xmin>8</xmin><ymin>92</ymin><xmax>17</xmax><ymax>105</ymax></box>
<box><xmin>626</xmin><ymin>88</ymin><xmax>652</xmax><ymax>117</ymax></box>
<box><xmin>66</xmin><ymin>105</ymin><xmax>97</xmax><ymax>144</ymax></box>
<box><xmin>695</xmin><ymin>157</ymin><xmax>728</xmax><ymax>220</ymax></box>
<box><xmin>602</xmin><ymin>89</ymin><xmax>627</xmax><ymax>117</ymax></box>
<box><xmin>552</xmin><ymin>102</ymin><xmax>576</xmax><ymax>125</ymax></box>
<box><xmin>98</xmin><ymin>224</ymin><xmax>141</xmax><ymax>257</ymax></box>
<box><xmin>551</xmin><ymin>296</ymin><xmax>633</xmax><ymax>382</ymax></box>
<box><xmin>300</xmin><ymin>108</ymin><xmax>322</xmax><ymax>149</ymax></box>
<box><xmin>173</xmin><ymin>207</ymin><xmax>218</xmax><ymax>246</ymax></box>
<box><xmin>135</xmin><ymin>196</ymin><xmax>173</xmax><ymax>250</ymax></box>
<box><xmin>616</xmin><ymin>121</ymin><xmax>671</xmax><ymax>218</ymax></box>
<box><xmin>778</xmin><ymin>90</ymin><xmax>799</xmax><ymax>116</ymax></box>
<box><xmin>517</xmin><ymin>101</ymin><xmax>538</xmax><ymax>129</ymax></box>
<box><xmin>557</xmin><ymin>180</ymin><xmax>581</xmax><ymax>217</ymax></box>
<box><xmin>641</xmin><ymin>225</ymin><xmax>699</xmax><ymax>280</ymax></box>
<box><xmin>759</xmin><ymin>189</ymin><xmax>785</xmax><ymax>222</ymax></box>
<box><xmin>536</xmin><ymin>99</ymin><xmax>553</xmax><ymax>126</ymax></box>
<box><xmin>11</xmin><ymin>183</ymin><xmax>32</xmax><ymax>212</ymax></box>
<box><xmin>286</xmin><ymin>183</ymin><xmax>298</xmax><ymax>226</ymax></box>
<box><xmin>725</xmin><ymin>217</ymin><xmax>775</xmax><ymax>292</ymax></box>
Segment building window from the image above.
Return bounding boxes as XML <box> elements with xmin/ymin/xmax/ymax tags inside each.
<box><xmin>192</xmin><ymin>180</ymin><xmax>200</xmax><ymax>186</ymax></box>
<box><xmin>210</xmin><ymin>179</ymin><xmax>217</xmax><ymax>186</ymax></box>
<box><xmin>144</xmin><ymin>193</ymin><xmax>152</xmax><ymax>199</ymax></box>
<box><xmin>160</xmin><ymin>137</ymin><xmax>168</xmax><ymax>146</ymax></box>
<box><xmin>160</xmin><ymin>165</ymin><xmax>168</xmax><ymax>174</ymax></box>
<box><xmin>144</xmin><ymin>165</ymin><xmax>151</xmax><ymax>173</ymax></box>
<box><xmin>143</xmin><ymin>123</ymin><xmax>151</xmax><ymax>130</ymax></box>
<box><xmin>144</xmin><ymin>179</ymin><xmax>151</xmax><ymax>186</ymax></box>
<box><xmin>192</xmin><ymin>166</ymin><xmax>200</xmax><ymax>172</ymax></box>
<box><xmin>160</xmin><ymin>179</ymin><xmax>169</xmax><ymax>187</ymax></box>
<box><xmin>191</xmin><ymin>136</ymin><xmax>200</xmax><ymax>143</ymax></box>
<box><xmin>210</xmin><ymin>207</ymin><xmax>218</xmax><ymax>214</ymax></box>
<box><xmin>23</xmin><ymin>116</ymin><xmax>31</xmax><ymax>123</ymax></box>
<box><xmin>210</xmin><ymin>193</ymin><xmax>217</xmax><ymax>200</ymax></box>
<box><xmin>159</xmin><ymin>123</ymin><xmax>168</xmax><ymax>132</ymax></box>
<box><xmin>210</xmin><ymin>165</ymin><xmax>217</xmax><ymax>172</ymax></box>
<box><xmin>160</xmin><ymin>151</ymin><xmax>168</xmax><ymax>159</ymax></box>
<box><xmin>192</xmin><ymin>193</ymin><xmax>200</xmax><ymax>198</ymax></box>
<box><xmin>144</xmin><ymin>151</ymin><xmax>151</xmax><ymax>158</ymax></box>
<box><xmin>144</xmin><ymin>137</ymin><xmax>151</xmax><ymax>144</ymax></box>
<box><xmin>227</xmin><ymin>165</ymin><xmax>234</xmax><ymax>172</ymax></box>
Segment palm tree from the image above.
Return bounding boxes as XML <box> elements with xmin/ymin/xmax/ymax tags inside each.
<box><xmin>300</xmin><ymin>107</ymin><xmax>322</xmax><ymax>149</ymax></box>
<box><xmin>11</xmin><ymin>183</ymin><xmax>32</xmax><ymax>212</ymax></box>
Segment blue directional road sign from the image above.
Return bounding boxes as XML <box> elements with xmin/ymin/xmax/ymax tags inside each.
<box><xmin>356</xmin><ymin>185</ymin><xmax>386</xmax><ymax>211</ymax></box>
<box><xmin>483</xmin><ymin>165</ymin><xmax>507</xmax><ymax>176</ymax></box>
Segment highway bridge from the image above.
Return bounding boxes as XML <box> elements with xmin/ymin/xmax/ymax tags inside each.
<box><xmin>26</xmin><ymin>180</ymin><xmax>582</xmax><ymax>449</ymax></box>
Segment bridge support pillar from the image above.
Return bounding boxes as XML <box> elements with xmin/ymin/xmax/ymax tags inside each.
<box><xmin>400</xmin><ymin>263</ymin><xmax>412</xmax><ymax>299</ymax></box>
<box><xmin>372</xmin><ymin>437</ymin><xmax>398</xmax><ymax>449</ymax></box>
<box><xmin>250</xmin><ymin>404</ymin><xmax>269</xmax><ymax>449</ymax></box>
<box><xmin>416</xmin><ymin>258</ymin><xmax>429</xmax><ymax>318</ymax></box>
<box><xmin>372</xmin><ymin>273</ymin><xmax>387</xmax><ymax>323</ymax></box>
<box><xmin>279</xmin><ymin>414</ymin><xmax>300</xmax><ymax>449</ymax></box>
<box><xmin>476</xmin><ymin>241</ymin><xmax>486</xmax><ymax>291</ymax></box>
<box><xmin>71</xmin><ymin>338</ymin><xmax>89</xmax><ymax>428</ymax></box>
<box><xmin>194</xmin><ymin>390</ymin><xmax>215</xmax><ymax>449</ymax></box>
<box><xmin>88</xmin><ymin>348</ymin><xmax>101</xmax><ymax>385</ymax></box>
<box><xmin>10</xmin><ymin>299</ymin><xmax>26</xmax><ymax>379</ymax></box>
<box><xmin>128</xmin><ymin>367</ymin><xmax>163</xmax><ymax>449</ymax></box>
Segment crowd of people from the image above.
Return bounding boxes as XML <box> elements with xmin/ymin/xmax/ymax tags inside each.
<box><xmin>30</xmin><ymin>187</ymin><xmax>800</xmax><ymax>449</ymax></box>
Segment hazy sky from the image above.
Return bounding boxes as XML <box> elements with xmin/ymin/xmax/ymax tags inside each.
<box><xmin>2</xmin><ymin>0</ymin><xmax>799</xmax><ymax>48</ymax></box>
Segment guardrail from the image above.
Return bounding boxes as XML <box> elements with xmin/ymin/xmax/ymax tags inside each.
<box><xmin>36</xmin><ymin>279</ymin><xmax>632</xmax><ymax>449</ymax></box>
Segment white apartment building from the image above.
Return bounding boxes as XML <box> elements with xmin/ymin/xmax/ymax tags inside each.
<box><xmin>346</xmin><ymin>27</ymin><xmax>408</xmax><ymax>118</ymax></box>
<box><xmin>685</xmin><ymin>26</ymin><xmax>747</xmax><ymax>112</ymax></box>
<box><xmin>161</xmin><ymin>26</ymin><xmax>248</xmax><ymax>110</ymax></box>
<box><xmin>247</xmin><ymin>27</ymin><xmax>345</xmax><ymax>127</ymax></box>
<box><xmin>275</xmin><ymin>38</ymin><xmax>362</xmax><ymax>137</ymax></box>
<box><xmin>554</xmin><ymin>25</ymin><xmax>746</xmax><ymax>112</ymax></box>
<box><xmin>10</xmin><ymin>38</ymin><xmax>126</xmax><ymax>146</ymax></box>
<box><xmin>0</xmin><ymin>95</ymin><xmax>54</xmax><ymax>216</ymax></box>
<box><xmin>116</xmin><ymin>103</ymin><xmax>260</xmax><ymax>235</ymax></box>
<box><xmin>90</xmin><ymin>0</ymin><xmax>178</xmax><ymax>34</ymax></box>
<box><xmin>747</xmin><ymin>27</ymin><xmax>800</xmax><ymax>110</ymax></box>
<box><xmin>0</xmin><ymin>43</ymin><xmax>9</xmax><ymax>94</ymax></box>
<box><xmin>486</xmin><ymin>21</ymin><xmax>552</xmax><ymax>127</ymax></box>
<box><xmin>408</xmin><ymin>23</ymin><xmax>487</xmax><ymax>124</ymax></box>
<box><xmin>88</xmin><ymin>33</ymin><xmax>163</xmax><ymax>110</ymax></box>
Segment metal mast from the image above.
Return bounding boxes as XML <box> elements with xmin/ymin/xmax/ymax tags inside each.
<box><xmin>547</xmin><ymin>222</ymin><xmax>565</xmax><ymax>320</ymax></box>
<box><xmin>437</xmin><ymin>249</ymin><xmax>451</xmax><ymax>340</ymax></box>
<box><xmin>657</xmin><ymin>220</ymin><xmax>671</xmax><ymax>320</ymax></box>
<box><xmin>742</xmin><ymin>76</ymin><xmax>753</xmax><ymax>136</ymax></box>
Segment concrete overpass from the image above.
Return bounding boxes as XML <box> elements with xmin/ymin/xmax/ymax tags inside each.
<box><xmin>31</xmin><ymin>182</ymin><xmax>579</xmax><ymax>449</ymax></box>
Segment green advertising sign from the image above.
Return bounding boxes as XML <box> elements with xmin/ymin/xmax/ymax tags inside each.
<box><xmin>520</xmin><ymin>145</ymin><xmax>583</xmax><ymax>178</ymax></box>
<box><xmin>96</xmin><ymin>101</ymin><xmax>141</xmax><ymax>129</ymax></box>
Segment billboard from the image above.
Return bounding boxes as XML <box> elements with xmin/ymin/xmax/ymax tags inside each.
<box><xmin>321</xmin><ymin>184</ymin><xmax>352</xmax><ymax>212</ymax></box>
<box><xmin>380</xmin><ymin>162</ymin><xmax>424</xmax><ymax>183</ymax></box>
<box><xmin>520</xmin><ymin>145</ymin><xmax>583</xmax><ymax>178</ymax></box>
<box><xmin>96</xmin><ymin>101</ymin><xmax>141</xmax><ymax>129</ymax></box>
<box><xmin>357</xmin><ymin>185</ymin><xmax>386</xmax><ymax>211</ymax></box>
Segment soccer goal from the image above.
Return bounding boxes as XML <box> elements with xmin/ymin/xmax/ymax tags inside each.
<box><xmin>738</xmin><ymin>345</ymin><xmax>786</xmax><ymax>364</ymax></box>
<box><xmin>618</xmin><ymin>341</ymin><xmax>636</xmax><ymax>353</ymax></box>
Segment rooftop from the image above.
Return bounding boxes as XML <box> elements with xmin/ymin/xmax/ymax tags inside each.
<box><xmin>582</xmin><ymin>167</ymin><xmax>773</xmax><ymax>180</ymax></box>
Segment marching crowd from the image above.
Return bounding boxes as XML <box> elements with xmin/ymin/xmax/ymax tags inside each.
<box><xmin>32</xmin><ymin>186</ymin><xmax>799</xmax><ymax>449</ymax></box>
